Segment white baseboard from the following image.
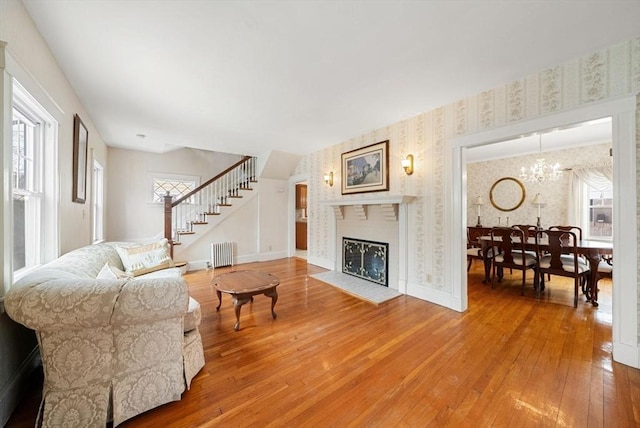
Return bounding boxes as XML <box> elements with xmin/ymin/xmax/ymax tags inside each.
<box><xmin>185</xmin><ymin>251</ymin><xmax>289</xmax><ymax>272</ymax></box>
<box><xmin>613</xmin><ymin>341</ymin><xmax>640</xmax><ymax>369</ymax></box>
<box><xmin>307</xmin><ymin>256</ymin><xmax>333</xmax><ymax>270</ymax></box>
<box><xmin>406</xmin><ymin>281</ymin><xmax>465</xmax><ymax>312</ymax></box>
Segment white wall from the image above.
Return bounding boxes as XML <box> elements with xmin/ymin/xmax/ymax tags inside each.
<box><xmin>106</xmin><ymin>147</ymin><xmax>291</xmax><ymax>268</ymax></box>
<box><xmin>1</xmin><ymin>0</ymin><xmax>109</xmax><ymax>255</ymax></box>
<box><xmin>106</xmin><ymin>147</ymin><xmax>242</xmax><ymax>242</ymax></box>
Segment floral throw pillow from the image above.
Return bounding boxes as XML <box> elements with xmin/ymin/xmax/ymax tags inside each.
<box><xmin>116</xmin><ymin>238</ymin><xmax>174</xmax><ymax>277</ymax></box>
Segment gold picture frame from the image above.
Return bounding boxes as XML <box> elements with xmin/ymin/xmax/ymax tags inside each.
<box><xmin>489</xmin><ymin>177</ymin><xmax>526</xmax><ymax>212</ymax></box>
<box><xmin>72</xmin><ymin>114</ymin><xmax>88</xmax><ymax>204</ymax></box>
<box><xmin>341</xmin><ymin>140</ymin><xmax>389</xmax><ymax>195</ymax></box>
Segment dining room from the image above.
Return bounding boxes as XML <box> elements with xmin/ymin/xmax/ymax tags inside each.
<box><xmin>464</xmin><ymin>117</ymin><xmax>614</xmax><ymax>309</ymax></box>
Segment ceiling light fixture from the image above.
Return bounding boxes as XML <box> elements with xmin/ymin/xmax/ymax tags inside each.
<box><xmin>519</xmin><ymin>135</ymin><xmax>562</xmax><ymax>184</ymax></box>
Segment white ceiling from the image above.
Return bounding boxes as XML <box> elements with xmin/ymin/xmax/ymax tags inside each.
<box><xmin>466</xmin><ymin>117</ymin><xmax>613</xmax><ymax>163</ymax></box>
<box><xmin>21</xmin><ymin>0</ymin><xmax>640</xmax><ymax>156</ymax></box>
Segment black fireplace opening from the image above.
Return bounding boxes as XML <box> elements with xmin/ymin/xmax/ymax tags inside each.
<box><xmin>342</xmin><ymin>237</ymin><xmax>389</xmax><ymax>287</ymax></box>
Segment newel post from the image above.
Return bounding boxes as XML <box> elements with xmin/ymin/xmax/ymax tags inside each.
<box><xmin>163</xmin><ymin>191</ymin><xmax>173</xmax><ymax>257</ymax></box>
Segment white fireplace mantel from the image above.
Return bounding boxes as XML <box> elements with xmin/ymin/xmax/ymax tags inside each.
<box><xmin>320</xmin><ymin>195</ymin><xmax>415</xmax><ymax>221</ymax></box>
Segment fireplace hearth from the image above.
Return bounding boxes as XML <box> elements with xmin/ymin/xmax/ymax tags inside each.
<box><xmin>342</xmin><ymin>237</ymin><xmax>388</xmax><ymax>286</ymax></box>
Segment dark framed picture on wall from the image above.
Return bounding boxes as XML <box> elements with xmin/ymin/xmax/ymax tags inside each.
<box><xmin>72</xmin><ymin>114</ymin><xmax>88</xmax><ymax>203</ymax></box>
<box><xmin>341</xmin><ymin>140</ymin><xmax>389</xmax><ymax>195</ymax></box>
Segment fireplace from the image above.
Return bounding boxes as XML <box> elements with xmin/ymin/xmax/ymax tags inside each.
<box><xmin>320</xmin><ymin>195</ymin><xmax>414</xmax><ymax>292</ymax></box>
<box><xmin>343</xmin><ymin>237</ymin><xmax>389</xmax><ymax>286</ymax></box>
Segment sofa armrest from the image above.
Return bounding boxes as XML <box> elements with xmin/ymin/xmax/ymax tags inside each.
<box><xmin>111</xmin><ymin>277</ymin><xmax>189</xmax><ymax>326</ymax></box>
<box><xmin>5</xmin><ymin>279</ymin><xmax>126</xmax><ymax>331</ymax></box>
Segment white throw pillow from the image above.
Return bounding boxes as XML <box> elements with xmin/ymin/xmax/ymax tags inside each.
<box><xmin>116</xmin><ymin>238</ymin><xmax>174</xmax><ymax>277</ymax></box>
<box><xmin>96</xmin><ymin>263</ymin><xmax>132</xmax><ymax>280</ymax></box>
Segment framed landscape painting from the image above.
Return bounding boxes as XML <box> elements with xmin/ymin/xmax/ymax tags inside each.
<box><xmin>341</xmin><ymin>140</ymin><xmax>389</xmax><ymax>195</ymax></box>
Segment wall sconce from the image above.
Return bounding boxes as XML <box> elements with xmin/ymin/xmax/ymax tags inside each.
<box><xmin>401</xmin><ymin>154</ymin><xmax>414</xmax><ymax>175</ymax></box>
<box><xmin>323</xmin><ymin>171</ymin><xmax>334</xmax><ymax>187</ymax></box>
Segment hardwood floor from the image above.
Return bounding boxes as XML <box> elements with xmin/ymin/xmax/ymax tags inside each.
<box><xmin>7</xmin><ymin>258</ymin><xmax>639</xmax><ymax>427</ymax></box>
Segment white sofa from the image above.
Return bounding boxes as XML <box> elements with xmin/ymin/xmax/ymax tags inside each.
<box><xmin>4</xmin><ymin>241</ymin><xmax>205</xmax><ymax>427</ymax></box>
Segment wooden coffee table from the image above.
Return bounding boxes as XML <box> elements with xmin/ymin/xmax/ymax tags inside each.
<box><xmin>213</xmin><ymin>270</ymin><xmax>280</xmax><ymax>331</ymax></box>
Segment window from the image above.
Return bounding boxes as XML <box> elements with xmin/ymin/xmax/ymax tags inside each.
<box><xmin>12</xmin><ymin>81</ymin><xmax>58</xmax><ymax>279</ymax></box>
<box><xmin>12</xmin><ymin>109</ymin><xmax>42</xmax><ymax>271</ymax></box>
<box><xmin>92</xmin><ymin>160</ymin><xmax>104</xmax><ymax>243</ymax></box>
<box><xmin>150</xmin><ymin>173</ymin><xmax>199</xmax><ymax>204</ymax></box>
<box><xmin>585</xmin><ymin>183</ymin><xmax>613</xmax><ymax>240</ymax></box>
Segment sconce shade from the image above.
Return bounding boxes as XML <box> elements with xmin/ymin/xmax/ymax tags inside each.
<box><xmin>324</xmin><ymin>171</ymin><xmax>334</xmax><ymax>186</ymax></box>
<box><xmin>475</xmin><ymin>196</ymin><xmax>484</xmax><ymax>205</ymax></box>
<box><xmin>401</xmin><ymin>154</ymin><xmax>414</xmax><ymax>175</ymax></box>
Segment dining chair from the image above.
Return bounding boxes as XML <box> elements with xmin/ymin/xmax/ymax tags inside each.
<box><xmin>511</xmin><ymin>224</ymin><xmax>541</xmax><ymax>276</ymax></box>
<box><xmin>490</xmin><ymin>227</ymin><xmax>538</xmax><ymax>295</ymax></box>
<box><xmin>549</xmin><ymin>225</ymin><xmax>583</xmax><ymax>239</ymax></box>
<box><xmin>467</xmin><ymin>226</ymin><xmax>492</xmax><ymax>271</ymax></box>
<box><xmin>549</xmin><ymin>225</ymin><xmax>586</xmax><ymax>289</ymax></box>
<box><xmin>512</xmin><ymin>224</ymin><xmax>538</xmax><ymax>238</ymax></box>
<box><xmin>535</xmin><ymin>230</ymin><xmax>591</xmax><ymax>308</ymax></box>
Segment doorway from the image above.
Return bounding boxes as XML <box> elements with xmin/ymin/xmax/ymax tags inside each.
<box><xmin>295</xmin><ymin>182</ymin><xmax>308</xmax><ymax>259</ymax></box>
<box><xmin>451</xmin><ymin>96</ymin><xmax>638</xmax><ymax>368</ymax></box>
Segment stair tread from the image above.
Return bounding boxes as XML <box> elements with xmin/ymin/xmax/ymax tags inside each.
<box><xmin>191</xmin><ymin>221</ymin><xmax>208</xmax><ymax>225</ymax></box>
<box><xmin>204</xmin><ymin>212</ymin><xmax>221</xmax><ymax>215</ymax></box>
<box><xmin>177</xmin><ymin>231</ymin><xmax>195</xmax><ymax>235</ymax></box>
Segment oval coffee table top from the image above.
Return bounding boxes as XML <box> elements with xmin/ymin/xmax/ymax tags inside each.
<box><xmin>213</xmin><ymin>270</ymin><xmax>279</xmax><ymax>294</ymax></box>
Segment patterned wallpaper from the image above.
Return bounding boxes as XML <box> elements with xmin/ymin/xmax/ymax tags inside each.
<box><xmin>294</xmin><ymin>37</ymin><xmax>640</xmax><ymax>298</ymax></box>
<box><xmin>467</xmin><ymin>143</ymin><xmax>612</xmax><ymax>229</ymax></box>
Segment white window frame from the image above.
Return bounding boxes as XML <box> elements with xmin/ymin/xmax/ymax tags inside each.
<box><xmin>92</xmin><ymin>159</ymin><xmax>104</xmax><ymax>243</ymax></box>
<box><xmin>11</xmin><ymin>80</ymin><xmax>58</xmax><ymax>281</ymax></box>
<box><xmin>148</xmin><ymin>172</ymin><xmax>200</xmax><ymax>204</ymax></box>
<box><xmin>581</xmin><ymin>180</ymin><xmax>613</xmax><ymax>241</ymax></box>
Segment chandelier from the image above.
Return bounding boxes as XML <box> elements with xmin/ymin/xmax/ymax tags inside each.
<box><xmin>519</xmin><ymin>135</ymin><xmax>562</xmax><ymax>183</ymax></box>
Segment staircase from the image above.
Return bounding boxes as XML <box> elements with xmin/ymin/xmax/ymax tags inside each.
<box><xmin>163</xmin><ymin>156</ymin><xmax>257</xmax><ymax>254</ymax></box>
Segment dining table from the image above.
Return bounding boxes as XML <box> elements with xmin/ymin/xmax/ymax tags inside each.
<box><xmin>477</xmin><ymin>235</ymin><xmax>613</xmax><ymax>307</ymax></box>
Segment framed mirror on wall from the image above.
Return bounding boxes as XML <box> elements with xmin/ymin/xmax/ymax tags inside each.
<box><xmin>489</xmin><ymin>177</ymin><xmax>526</xmax><ymax>212</ymax></box>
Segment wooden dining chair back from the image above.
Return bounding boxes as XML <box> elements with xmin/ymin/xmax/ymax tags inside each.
<box><xmin>549</xmin><ymin>225</ymin><xmax>583</xmax><ymax>240</ymax></box>
<box><xmin>467</xmin><ymin>227</ymin><xmax>492</xmax><ymax>271</ymax></box>
<box><xmin>512</xmin><ymin>224</ymin><xmax>538</xmax><ymax>239</ymax></box>
<box><xmin>490</xmin><ymin>227</ymin><xmax>537</xmax><ymax>295</ymax></box>
<box><xmin>535</xmin><ymin>230</ymin><xmax>590</xmax><ymax>308</ymax></box>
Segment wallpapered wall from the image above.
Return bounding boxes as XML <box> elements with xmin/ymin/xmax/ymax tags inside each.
<box><xmin>467</xmin><ymin>143</ymin><xmax>612</xmax><ymax>229</ymax></box>
<box><xmin>294</xmin><ymin>38</ymin><xmax>639</xmax><ymax>300</ymax></box>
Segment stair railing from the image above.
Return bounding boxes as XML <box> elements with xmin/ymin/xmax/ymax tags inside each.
<box><xmin>164</xmin><ymin>156</ymin><xmax>257</xmax><ymax>253</ymax></box>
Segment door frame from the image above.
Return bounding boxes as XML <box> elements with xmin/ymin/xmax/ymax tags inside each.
<box><xmin>449</xmin><ymin>96</ymin><xmax>638</xmax><ymax>368</ymax></box>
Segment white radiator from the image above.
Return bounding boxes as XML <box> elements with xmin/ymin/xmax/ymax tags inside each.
<box><xmin>210</xmin><ymin>241</ymin><xmax>234</xmax><ymax>268</ymax></box>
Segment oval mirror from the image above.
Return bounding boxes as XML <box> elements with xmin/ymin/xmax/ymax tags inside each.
<box><xmin>489</xmin><ymin>177</ymin><xmax>526</xmax><ymax>212</ymax></box>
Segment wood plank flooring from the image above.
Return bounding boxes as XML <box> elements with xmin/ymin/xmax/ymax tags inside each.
<box><xmin>6</xmin><ymin>258</ymin><xmax>639</xmax><ymax>427</ymax></box>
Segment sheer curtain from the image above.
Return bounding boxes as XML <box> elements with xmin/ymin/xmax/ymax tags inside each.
<box><xmin>567</xmin><ymin>164</ymin><xmax>613</xmax><ymax>227</ymax></box>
